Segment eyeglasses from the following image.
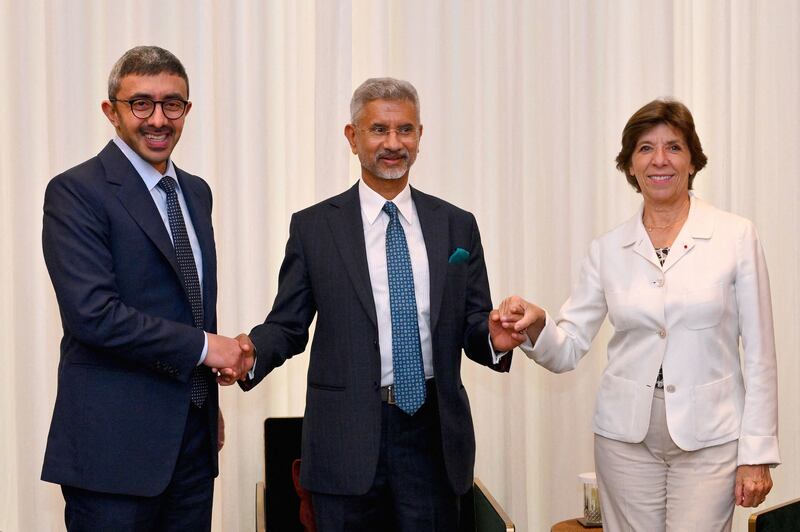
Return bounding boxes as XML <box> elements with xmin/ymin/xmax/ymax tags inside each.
<box><xmin>356</xmin><ymin>125</ymin><xmax>419</xmax><ymax>139</ymax></box>
<box><xmin>110</xmin><ymin>98</ymin><xmax>189</xmax><ymax>119</ymax></box>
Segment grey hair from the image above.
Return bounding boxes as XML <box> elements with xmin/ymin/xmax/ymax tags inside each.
<box><xmin>350</xmin><ymin>77</ymin><xmax>420</xmax><ymax>123</ymax></box>
<box><xmin>107</xmin><ymin>46</ymin><xmax>189</xmax><ymax>99</ymax></box>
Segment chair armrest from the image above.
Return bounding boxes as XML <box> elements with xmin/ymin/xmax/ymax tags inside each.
<box><xmin>748</xmin><ymin>497</ymin><xmax>800</xmax><ymax>532</ymax></box>
<box><xmin>473</xmin><ymin>477</ymin><xmax>514</xmax><ymax>531</ymax></box>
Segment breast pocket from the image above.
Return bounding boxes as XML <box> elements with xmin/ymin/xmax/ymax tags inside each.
<box><xmin>682</xmin><ymin>283</ymin><xmax>725</xmax><ymax>330</ymax></box>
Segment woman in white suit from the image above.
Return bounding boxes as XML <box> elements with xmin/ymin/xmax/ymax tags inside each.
<box><xmin>498</xmin><ymin>100</ymin><xmax>778</xmax><ymax>531</ymax></box>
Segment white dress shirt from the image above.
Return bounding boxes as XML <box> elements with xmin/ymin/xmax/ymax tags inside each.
<box><xmin>113</xmin><ymin>137</ymin><xmax>208</xmax><ymax>364</ymax></box>
<box><xmin>359</xmin><ymin>180</ymin><xmax>433</xmax><ymax>386</ymax></box>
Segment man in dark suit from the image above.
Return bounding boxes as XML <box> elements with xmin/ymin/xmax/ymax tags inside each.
<box><xmin>41</xmin><ymin>46</ymin><xmax>250</xmax><ymax>531</ymax></box>
<box><xmin>237</xmin><ymin>78</ymin><xmax>519</xmax><ymax>531</ymax></box>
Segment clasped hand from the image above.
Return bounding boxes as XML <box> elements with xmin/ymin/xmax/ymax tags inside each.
<box><xmin>204</xmin><ymin>333</ymin><xmax>256</xmax><ymax>385</ymax></box>
<box><xmin>489</xmin><ymin>295</ymin><xmax>546</xmax><ymax>350</ymax></box>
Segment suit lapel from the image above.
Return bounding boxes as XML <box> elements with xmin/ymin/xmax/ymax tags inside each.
<box><xmin>326</xmin><ymin>183</ymin><xmax>378</xmax><ymax>329</ymax></box>
<box><xmin>100</xmin><ymin>142</ymin><xmax>181</xmax><ymax>277</ymax></box>
<box><xmin>177</xmin><ymin>168</ymin><xmax>217</xmax><ymax>323</ymax></box>
<box><xmin>661</xmin><ymin>195</ymin><xmax>713</xmax><ymax>273</ymax></box>
<box><xmin>412</xmin><ymin>188</ymin><xmax>449</xmax><ymax>334</ymax></box>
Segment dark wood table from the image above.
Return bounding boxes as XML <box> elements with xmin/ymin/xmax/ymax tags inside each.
<box><xmin>551</xmin><ymin>518</ymin><xmax>603</xmax><ymax>531</ymax></box>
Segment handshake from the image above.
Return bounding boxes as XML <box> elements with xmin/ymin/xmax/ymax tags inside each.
<box><xmin>203</xmin><ymin>333</ymin><xmax>257</xmax><ymax>386</ymax></box>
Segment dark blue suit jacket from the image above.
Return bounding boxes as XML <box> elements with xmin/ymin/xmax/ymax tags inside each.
<box><xmin>242</xmin><ymin>183</ymin><xmax>510</xmax><ymax>496</ymax></box>
<box><xmin>41</xmin><ymin>141</ymin><xmax>219</xmax><ymax>496</ymax></box>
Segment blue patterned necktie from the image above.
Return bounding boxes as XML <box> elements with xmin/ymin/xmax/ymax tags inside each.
<box><xmin>158</xmin><ymin>176</ymin><xmax>208</xmax><ymax>407</ymax></box>
<box><xmin>383</xmin><ymin>201</ymin><xmax>426</xmax><ymax>415</ymax></box>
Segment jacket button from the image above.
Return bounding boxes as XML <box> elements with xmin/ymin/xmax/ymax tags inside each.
<box><xmin>666</xmin><ymin>384</ymin><xmax>676</xmax><ymax>393</ymax></box>
<box><xmin>658</xmin><ymin>329</ymin><xmax>667</xmax><ymax>338</ymax></box>
<box><xmin>655</xmin><ymin>278</ymin><xmax>664</xmax><ymax>287</ymax></box>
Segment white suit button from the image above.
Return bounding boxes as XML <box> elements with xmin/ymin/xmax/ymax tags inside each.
<box><xmin>658</xmin><ymin>329</ymin><xmax>667</xmax><ymax>338</ymax></box>
<box><xmin>666</xmin><ymin>384</ymin><xmax>676</xmax><ymax>393</ymax></box>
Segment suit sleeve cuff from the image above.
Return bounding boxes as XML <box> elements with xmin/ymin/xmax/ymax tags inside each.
<box><xmin>737</xmin><ymin>435</ymin><xmax>781</xmax><ymax>466</ymax></box>
<box><xmin>487</xmin><ymin>333</ymin><xmax>511</xmax><ymax>364</ymax></box>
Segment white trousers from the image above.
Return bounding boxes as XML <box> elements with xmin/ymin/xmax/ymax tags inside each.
<box><xmin>594</xmin><ymin>388</ymin><xmax>738</xmax><ymax>532</ymax></box>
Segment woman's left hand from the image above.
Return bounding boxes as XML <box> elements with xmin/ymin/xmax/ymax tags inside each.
<box><xmin>735</xmin><ymin>464</ymin><xmax>772</xmax><ymax>507</ymax></box>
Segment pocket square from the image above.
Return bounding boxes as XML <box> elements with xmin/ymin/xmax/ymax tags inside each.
<box><xmin>448</xmin><ymin>247</ymin><xmax>470</xmax><ymax>264</ymax></box>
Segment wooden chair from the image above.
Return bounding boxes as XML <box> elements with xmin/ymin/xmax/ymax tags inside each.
<box><xmin>748</xmin><ymin>497</ymin><xmax>800</xmax><ymax>532</ymax></box>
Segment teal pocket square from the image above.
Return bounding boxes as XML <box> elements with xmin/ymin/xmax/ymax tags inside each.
<box><xmin>448</xmin><ymin>247</ymin><xmax>470</xmax><ymax>264</ymax></box>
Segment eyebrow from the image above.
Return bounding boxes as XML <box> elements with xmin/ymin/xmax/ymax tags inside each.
<box><xmin>369</xmin><ymin>121</ymin><xmax>415</xmax><ymax>127</ymax></box>
<box><xmin>636</xmin><ymin>138</ymin><xmax>684</xmax><ymax>146</ymax></box>
<box><xmin>124</xmin><ymin>92</ymin><xmax>186</xmax><ymax>100</ymax></box>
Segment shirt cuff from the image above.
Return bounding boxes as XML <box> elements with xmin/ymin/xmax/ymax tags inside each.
<box><xmin>518</xmin><ymin>335</ymin><xmax>534</xmax><ymax>355</ymax></box>
<box><xmin>198</xmin><ymin>332</ymin><xmax>208</xmax><ymax>366</ymax></box>
<box><xmin>487</xmin><ymin>333</ymin><xmax>511</xmax><ymax>365</ymax></box>
<box><xmin>247</xmin><ymin>343</ymin><xmax>258</xmax><ymax>380</ymax></box>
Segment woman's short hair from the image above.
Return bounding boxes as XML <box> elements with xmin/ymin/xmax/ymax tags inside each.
<box><xmin>615</xmin><ymin>99</ymin><xmax>708</xmax><ymax>192</ymax></box>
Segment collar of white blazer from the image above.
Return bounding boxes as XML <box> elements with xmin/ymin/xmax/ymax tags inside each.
<box><xmin>620</xmin><ymin>193</ymin><xmax>715</xmax><ymax>248</ymax></box>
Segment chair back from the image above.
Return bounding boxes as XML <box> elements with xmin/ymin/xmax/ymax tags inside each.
<box><xmin>264</xmin><ymin>417</ymin><xmax>304</xmax><ymax>531</ymax></box>
<box><xmin>749</xmin><ymin>498</ymin><xmax>800</xmax><ymax>532</ymax></box>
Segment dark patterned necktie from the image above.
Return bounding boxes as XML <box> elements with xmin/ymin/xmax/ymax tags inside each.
<box><xmin>158</xmin><ymin>176</ymin><xmax>208</xmax><ymax>407</ymax></box>
<box><xmin>383</xmin><ymin>201</ymin><xmax>425</xmax><ymax>415</ymax></box>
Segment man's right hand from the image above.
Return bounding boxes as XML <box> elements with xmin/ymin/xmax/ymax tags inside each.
<box><xmin>204</xmin><ymin>333</ymin><xmax>247</xmax><ymax>384</ymax></box>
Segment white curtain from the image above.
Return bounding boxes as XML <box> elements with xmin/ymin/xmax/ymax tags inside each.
<box><xmin>1</xmin><ymin>1</ymin><xmax>798</xmax><ymax>530</ymax></box>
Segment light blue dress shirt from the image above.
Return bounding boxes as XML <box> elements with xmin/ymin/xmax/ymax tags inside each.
<box><xmin>113</xmin><ymin>137</ymin><xmax>209</xmax><ymax>364</ymax></box>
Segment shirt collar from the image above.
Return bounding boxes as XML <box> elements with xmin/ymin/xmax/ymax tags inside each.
<box><xmin>358</xmin><ymin>179</ymin><xmax>416</xmax><ymax>226</ymax></box>
<box><xmin>113</xmin><ymin>136</ymin><xmax>178</xmax><ymax>192</ymax></box>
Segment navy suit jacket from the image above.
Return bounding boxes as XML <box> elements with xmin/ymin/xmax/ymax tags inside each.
<box><xmin>242</xmin><ymin>182</ymin><xmax>510</xmax><ymax>496</ymax></box>
<box><xmin>41</xmin><ymin>141</ymin><xmax>219</xmax><ymax>496</ymax></box>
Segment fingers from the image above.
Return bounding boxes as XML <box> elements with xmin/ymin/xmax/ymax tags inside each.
<box><xmin>217</xmin><ymin>409</ymin><xmax>225</xmax><ymax>451</ymax></box>
<box><xmin>735</xmin><ymin>465</ymin><xmax>773</xmax><ymax>507</ymax></box>
<box><xmin>499</xmin><ymin>298</ymin><xmax>540</xmax><ymax>332</ymax></box>
<box><xmin>216</xmin><ymin>367</ymin><xmax>238</xmax><ymax>386</ymax></box>
<box><xmin>236</xmin><ymin>333</ymin><xmax>256</xmax><ymax>381</ymax></box>
<box><xmin>498</xmin><ymin>295</ymin><xmax>525</xmax><ymax>317</ymax></box>
<box><xmin>205</xmin><ymin>333</ymin><xmax>257</xmax><ymax>383</ymax></box>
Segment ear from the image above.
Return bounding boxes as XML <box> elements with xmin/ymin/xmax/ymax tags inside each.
<box><xmin>101</xmin><ymin>100</ymin><xmax>120</xmax><ymax>128</ymax></box>
<box><xmin>344</xmin><ymin>124</ymin><xmax>358</xmax><ymax>154</ymax></box>
<box><xmin>183</xmin><ymin>100</ymin><xmax>192</xmax><ymax>118</ymax></box>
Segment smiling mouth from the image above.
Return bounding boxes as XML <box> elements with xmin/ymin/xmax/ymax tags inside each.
<box><xmin>648</xmin><ymin>174</ymin><xmax>674</xmax><ymax>182</ymax></box>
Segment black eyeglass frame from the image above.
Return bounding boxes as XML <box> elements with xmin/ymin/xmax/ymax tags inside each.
<box><xmin>109</xmin><ymin>97</ymin><xmax>190</xmax><ymax>120</ymax></box>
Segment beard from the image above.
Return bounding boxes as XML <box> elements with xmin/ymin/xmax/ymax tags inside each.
<box><xmin>359</xmin><ymin>148</ymin><xmax>414</xmax><ymax>180</ymax></box>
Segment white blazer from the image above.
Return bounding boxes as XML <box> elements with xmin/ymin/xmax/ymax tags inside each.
<box><xmin>525</xmin><ymin>195</ymin><xmax>779</xmax><ymax>465</ymax></box>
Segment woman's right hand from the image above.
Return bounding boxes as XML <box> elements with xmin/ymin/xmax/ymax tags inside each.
<box><xmin>498</xmin><ymin>295</ymin><xmax>547</xmax><ymax>345</ymax></box>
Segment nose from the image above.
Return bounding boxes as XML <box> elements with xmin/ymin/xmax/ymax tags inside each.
<box><xmin>383</xmin><ymin>130</ymin><xmax>403</xmax><ymax>150</ymax></box>
<box><xmin>652</xmin><ymin>146</ymin><xmax>667</xmax><ymax>165</ymax></box>
<box><xmin>147</xmin><ymin>102</ymin><xmax>169</xmax><ymax>127</ymax></box>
